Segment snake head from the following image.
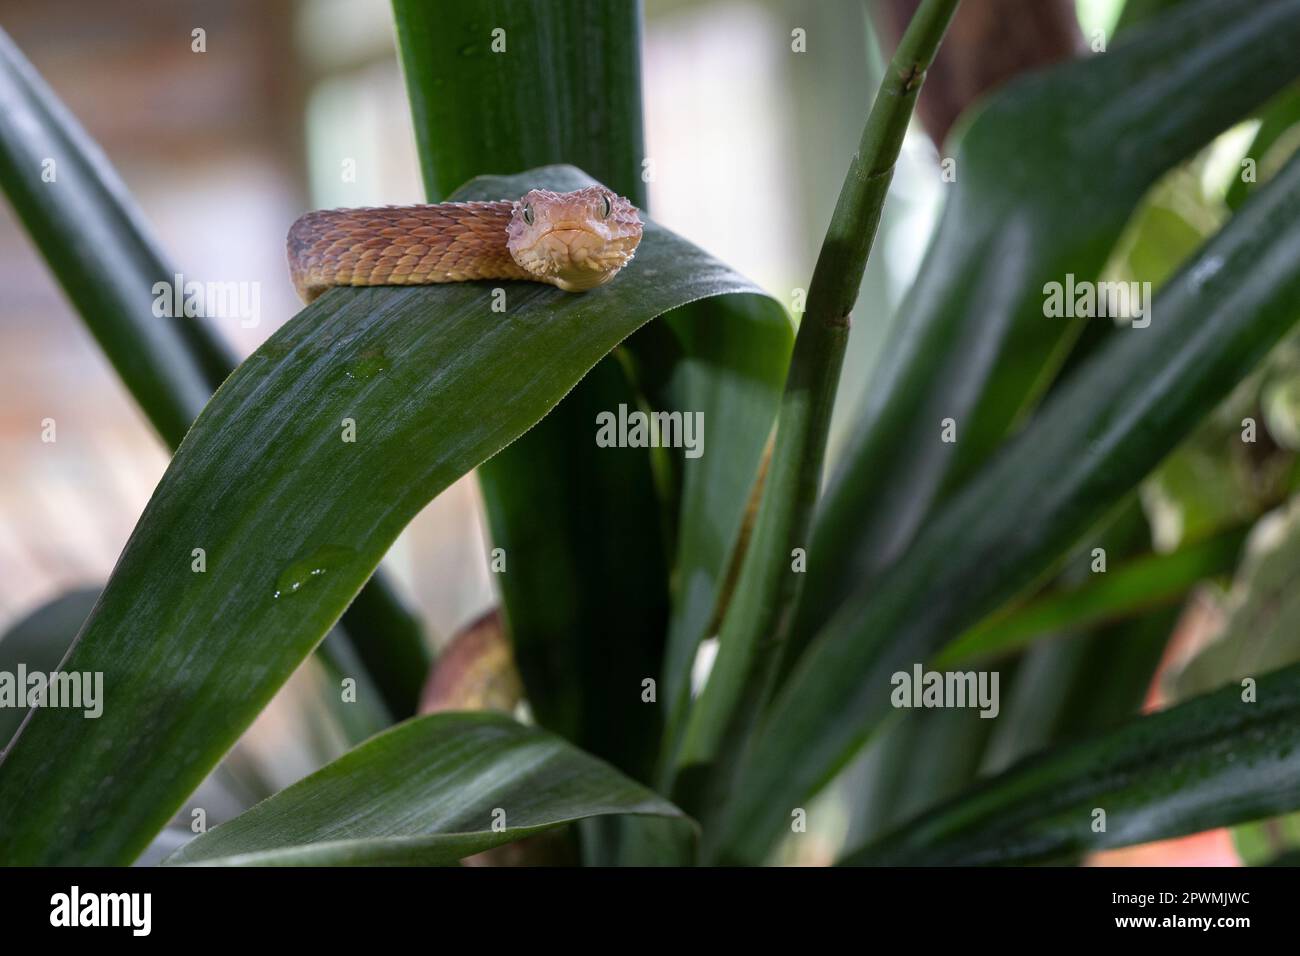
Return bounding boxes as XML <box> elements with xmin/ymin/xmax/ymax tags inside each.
<box><xmin>506</xmin><ymin>186</ymin><xmax>643</xmax><ymax>291</ymax></box>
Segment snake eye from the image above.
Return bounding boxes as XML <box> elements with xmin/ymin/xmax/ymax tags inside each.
<box><xmin>522</xmin><ymin>203</ymin><xmax>534</xmax><ymax>226</ymax></box>
<box><xmin>600</xmin><ymin>194</ymin><xmax>612</xmax><ymax>219</ymax></box>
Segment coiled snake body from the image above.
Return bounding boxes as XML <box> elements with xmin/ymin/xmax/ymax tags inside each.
<box><xmin>287</xmin><ymin>185</ymin><xmax>643</xmax><ymax>302</ymax></box>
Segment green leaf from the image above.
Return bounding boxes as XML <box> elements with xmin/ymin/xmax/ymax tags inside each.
<box><xmin>654</xmin><ymin>298</ymin><xmax>793</xmax><ymax>767</ymax></box>
<box><xmin>392</xmin><ymin>0</ymin><xmax>790</xmax><ymax>784</ymax></box>
<box><xmin>0</xmin><ymin>27</ymin><xmax>430</xmax><ymax>718</ymax></box>
<box><xmin>0</xmin><ymin>589</ymin><xmax>291</xmax><ymax>827</ymax></box>
<box><xmin>1116</xmin><ymin>0</ymin><xmax>1195</xmax><ymax>32</ymax></box>
<box><xmin>164</xmin><ymin>712</ymin><xmax>685</xmax><ymax>865</ymax></box>
<box><xmin>857</xmin><ymin>500</ymin><xmax>1170</xmax><ymax>845</ymax></box>
<box><xmin>0</xmin><ymin>27</ymin><xmax>228</xmax><ymax>447</ymax></box>
<box><xmin>937</xmin><ymin>524</ymin><xmax>1247</xmax><ymax>667</ymax></box>
<box><xmin>787</xmin><ymin>0</ymin><xmax>1300</xmax><ymax>665</ymax></box>
<box><xmin>0</xmin><ymin>588</ymin><xmax>99</xmax><ymax>749</ymax></box>
<box><xmin>841</xmin><ymin>662</ymin><xmax>1300</xmax><ymax>866</ymax></box>
<box><xmin>475</xmin><ymin>357</ymin><xmax>669</xmax><ymax>777</ymax></box>
<box><xmin>718</xmin><ymin>147</ymin><xmax>1300</xmax><ymax>864</ymax></box>
<box><xmin>978</xmin><ymin>608</ymin><xmax>1177</xmax><ymax>777</ymax></box>
<box><xmin>393</xmin><ymin>0</ymin><xmax>648</xmax><ymax>208</ymax></box>
<box><xmin>0</xmin><ymin>164</ymin><xmax>780</xmax><ymax>865</ymax></box>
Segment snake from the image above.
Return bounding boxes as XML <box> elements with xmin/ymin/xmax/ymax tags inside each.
<box><xmin>287</xmin><ymin>185</ymin><xmax>643</xmax><ymax>303</ymax></box>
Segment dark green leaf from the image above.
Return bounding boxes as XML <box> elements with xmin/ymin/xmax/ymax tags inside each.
<box><xmin>165</xmin><ymin>712</ymin><xmax>685</xmax><ymax>866</ymax></box>
<box><xmin>0</xmin><ymin>164</ymin><xmax>780</xmax><ymax>865</ymax></box>
<box><xmin>788</xmin><ymin>0</ymin><xmax>1300</xmax><ymax>665</ymax></box>
<box><xmin>938</xmin><ymin>524</ymin><xmax>1247</xmax><ymax>667</ymax></box>
<box><xmin>718</xmin><ymin>147</ymin><xmax>1300</xmax><ymax>864</ymax></box>
<box><xmin>842</xmin><ymin>662</ymin><xmax>1300</xmax><ymax>866</ymax></box>
<box><xmin>392</xmin><ymin>0</ymin><xmax>791</xmax><ymax>785</ymax></box>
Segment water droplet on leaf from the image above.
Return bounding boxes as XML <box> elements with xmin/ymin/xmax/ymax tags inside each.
<box><xmin>273</xmin><ymin>546</ymin><xmax>356</xmax><ymax>599</ymax></box>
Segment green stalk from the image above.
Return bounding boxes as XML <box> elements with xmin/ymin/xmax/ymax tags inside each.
<box><xmin>672</xmin><ymin>0</ymin><xmax>960</xmax><ymax>808</ymax></box>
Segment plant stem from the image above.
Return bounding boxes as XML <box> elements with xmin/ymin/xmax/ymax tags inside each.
<box><xmin>672</xmin><ymin>0</ymin><xmax>960</xmax><ymax>826</ymax></box>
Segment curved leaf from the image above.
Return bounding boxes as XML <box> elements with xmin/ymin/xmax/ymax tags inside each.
<box><xmin>0</xmin><ymin>164</ymin><xmax>780</xmax><ymax>865</ymax></box>
<box><xmin>165</xmin><ymin>712</ymin><xmax>684</xmax><ymax>866</ymax></box>
<box><xmin>842</xmin><ymin>662</ymin><xmax>1300</xmax><ymax>866</ymax></box>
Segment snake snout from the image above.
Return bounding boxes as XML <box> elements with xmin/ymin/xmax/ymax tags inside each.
<box><xmin>516</xmin><ymin>228</ymin><xmax>629</xmax><ymax>290</ymax></box>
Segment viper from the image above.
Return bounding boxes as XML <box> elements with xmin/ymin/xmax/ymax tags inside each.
<box><xmin>287</xmin><ymin>185</ymin><xmax>643</xmax><ymax>302</ymax></box>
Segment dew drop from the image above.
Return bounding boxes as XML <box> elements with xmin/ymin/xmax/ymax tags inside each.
<box><xmin>273</xmin><ymin>546</ymin><xmax>356</xmax><ymax>599</ymax></box>
<box><xmin>344</xmin><ymin>347</ymin><xmax>389</xmax><ymax>383</ymax></box>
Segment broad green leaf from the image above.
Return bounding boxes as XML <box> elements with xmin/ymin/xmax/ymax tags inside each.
<box><xmin>841</xmin><ymin>662</ymin><xmax>1300</xmax><ymax>866</ymax></box>
<box><xmin>164</xmin><ymin>712</ymin><xmax>685</xmax><ymax>866</ymax></box>
<box><xmin>787</xmin><ymin>0</ymin><xmax>1300</xmax><ymax>666</ymax></box>
<box><xmin>0</xmin><ymin>588</ymin><xmax>99</xmax><ymax>749</ymax></box>
<box><xmin>718</xmin><ymin>147</ymin><xmax>1300</xmax><ymax>864</ymax></box>
<box><xmin>393</xmin><ymin>0</ymin><xmax>648</xmax><ymax>208</ymax></box>
<box><xmin>937</xmin><ymin>524</ymin><xmax>1247</xmax><ymax>667</ymax></box>
<box><xmin>473</xmin><ymin>360</ymin><xmax>670</xmax><ymax>777</ymax></box>
<box><xmin>0</xmin><ymin>164</ymin><xmax>780</xmax><ymax>865</ymax></box>
<box><xmin>0</xmin><ymin>27</ymin><xmax>430</xmax><ymax>717</ymax></box>
<box><xmin>838</xmin><ymin>8</ymin><xmax>1214</xmax><ymax>846</ymax></box>
<box><xmin>392</xmin><ymin>0</ymin><xmax>791</xmax><ymax>784</ymax></box>
<box><xmin>0</xmin><ymin>589</ymin><xmax>292</xmax><ymax>832</ymax></box>
<box><xmin>394</xmin><ymin>0</ymin><xmax>664</xmax><ymax>780</ymax></box>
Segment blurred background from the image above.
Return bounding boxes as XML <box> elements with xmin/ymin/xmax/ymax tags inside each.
<box><xmin>7</xmin><ymin>0</ymin><xmax>1289</xmax><ymax>864</ymax></box>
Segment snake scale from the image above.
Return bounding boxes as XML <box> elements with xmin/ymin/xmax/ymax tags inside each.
<box><xmin>287</xmin><ymin>185</ymin><xmax>643</xmax><ymax>302</ymax></box>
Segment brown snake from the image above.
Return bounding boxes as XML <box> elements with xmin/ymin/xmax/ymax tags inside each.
<box><xmin>287</xmin><ymin>185</ymin><xmax>643</xmax><ymax>303</ymax></box>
